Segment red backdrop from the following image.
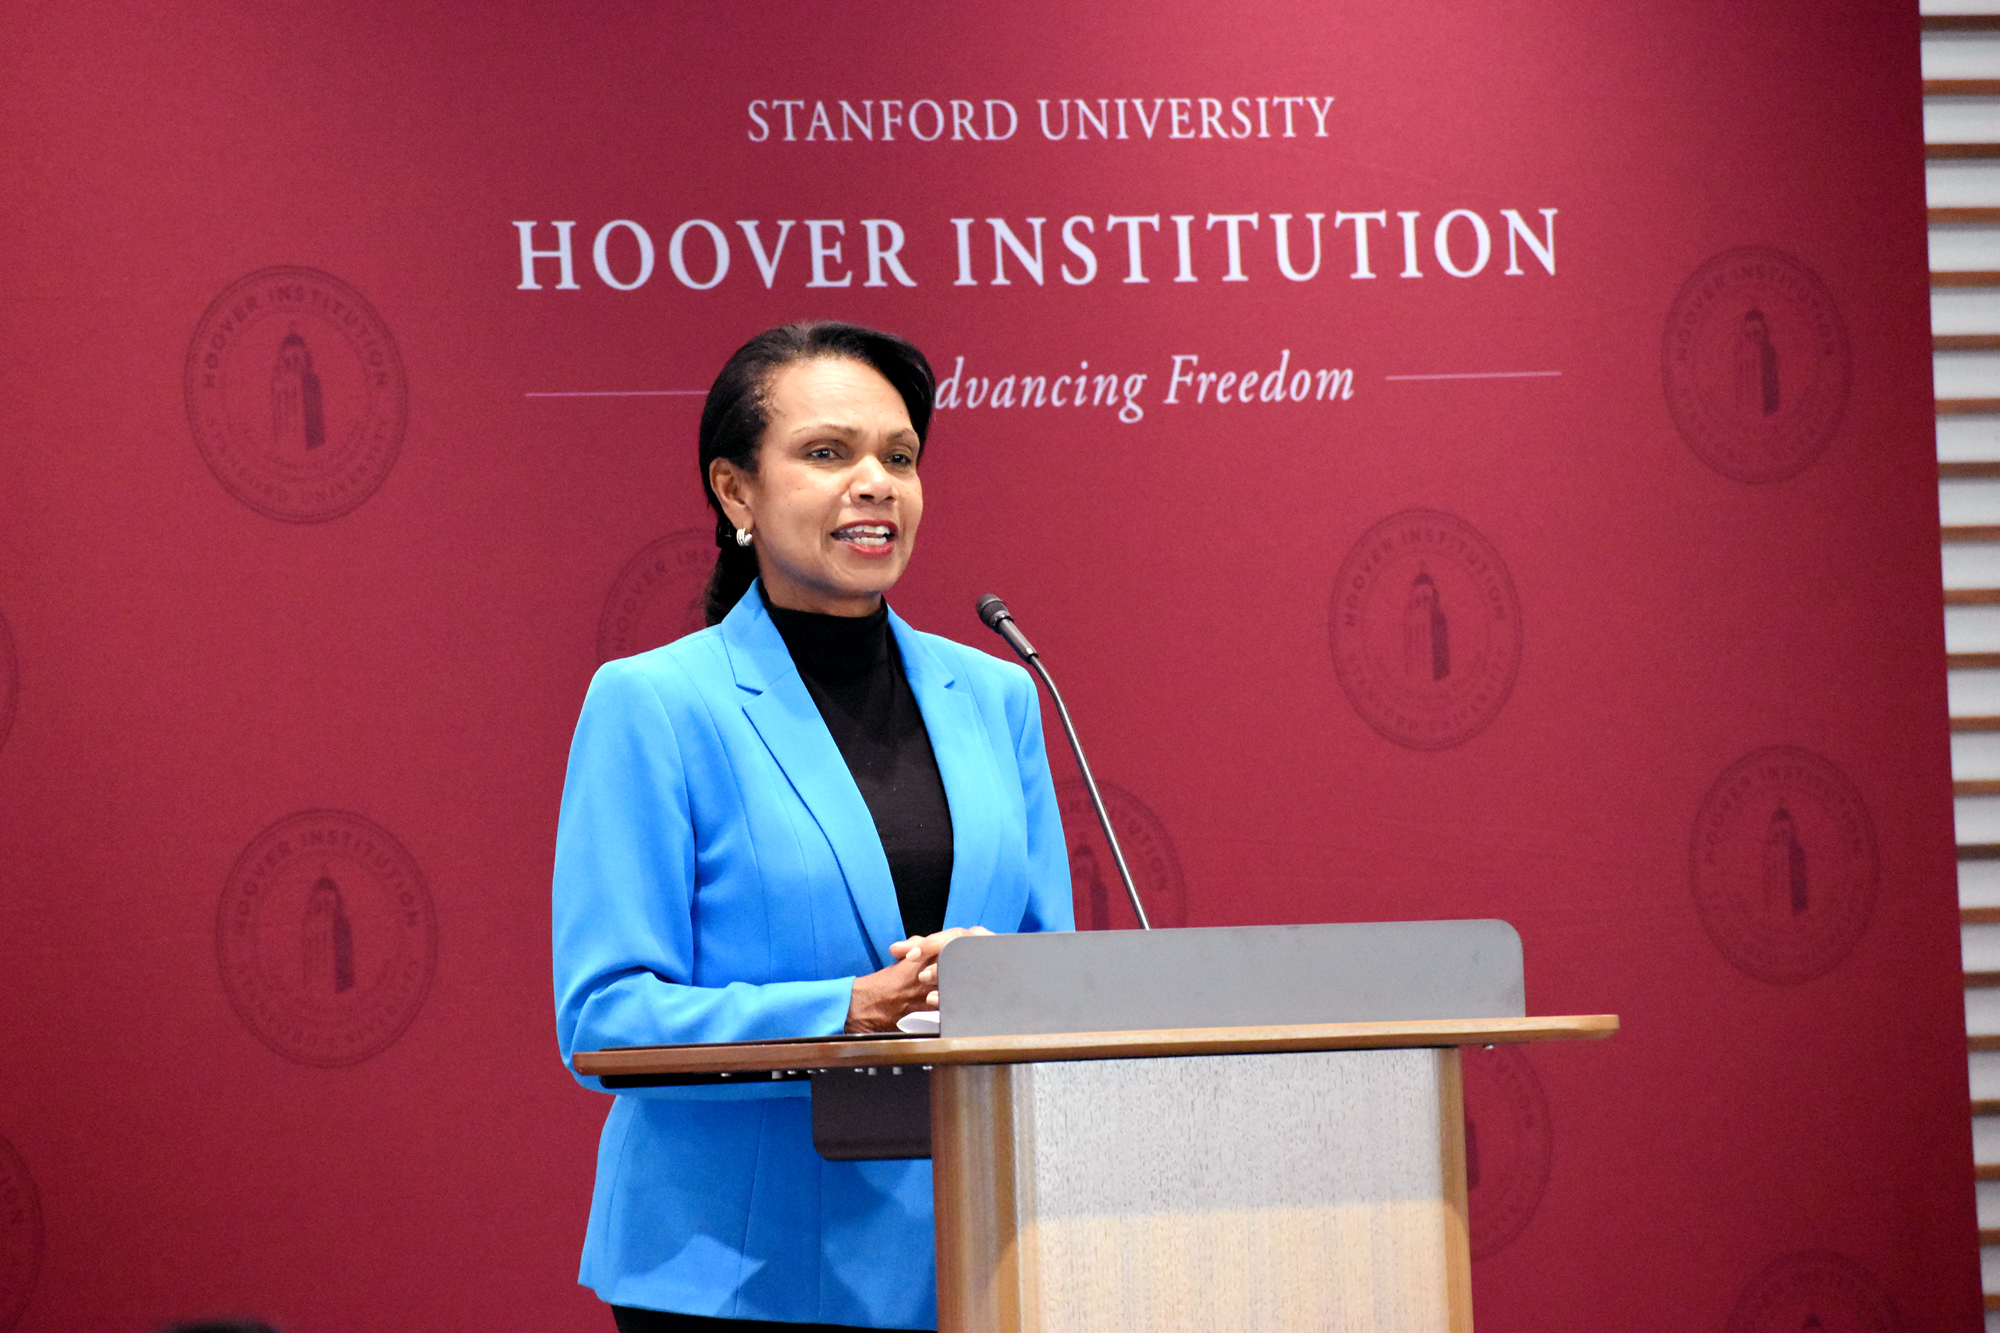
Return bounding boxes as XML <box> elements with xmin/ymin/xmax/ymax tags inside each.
<box><xmin>0</xmin><ymin>2</ymin><xmax>1971</xmax><ymax>1329</ymax></box>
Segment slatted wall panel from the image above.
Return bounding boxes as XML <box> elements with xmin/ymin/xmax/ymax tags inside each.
<box><xmin>1923</xmin><ymin>5</ymin><xmax>2000</xmax><ymax>1320</ymax></box>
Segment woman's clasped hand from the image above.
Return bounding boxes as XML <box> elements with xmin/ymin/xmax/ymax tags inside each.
<box><xmin>844</xmin><ymin>925</ymin><xmax>993</xmax><ymax>1032</ymax></box>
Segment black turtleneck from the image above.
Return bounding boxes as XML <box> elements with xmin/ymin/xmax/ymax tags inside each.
<box><xmin>762</xmin><ymin>591</ymin><xmax>954</xmax><ymax>939</ymax></box>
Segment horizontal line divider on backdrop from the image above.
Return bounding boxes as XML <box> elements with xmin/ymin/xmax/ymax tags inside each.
<box><xmin>1928</xmin><ymin>82</ymin><xmax>2000</xmax><ymax>98</ymax></box>
<box><xmin>1962</xmin><ymin>843</ymin><xmax>2000</xmax><ymax>859</ymax></box>
<box><xmin>1932</xmin><ymin>274</ymin><xmax>2000</xmax><ymax>290</ymax></box>
<box><xmin>1944</xmin><ymin>526</ymin><xmax>2000</xmax><ymax>543</ymax></box>
<box><xmin>1957</xmin><ymin>780</ymin><xmax>2000</xmax><ymax>796</ymax></box>
<box><xmin>1968</xmin><ymin>972</ymin><xmax>2000</xmax><ymax>990</ymax></box>
<box><xmin>1976</xmin><ymin>1098</ymin><xmax>2000</xmax><ymax>1115</ymax></box>
<box><xmin>1978</xmin><ymin>1163</ymin><xmax>2000</xmax><ymax>1181</ymax></box>
<box><xmin>1950</xmin><ymin>652</ymin><xmax>2000</xmax><ymax>668</ymax></box>
<box><xmin>1938</xmin><ymin>400</ymin><xmax>2000</xmax><ymax>416</ymax></box>
<box><xmin>523</xmin><ymin>389</ymin><xmax>705</xmax><ymax>398</ymax></box>
<box><xmin>1964</xmin><ymin>906</ymin><xmax>2000</xmax><ymax>925</ymax></box>
<box><xmin>1944</xmin><ymin>590</ymin><xmax>2000</xmax><ymax>606</ymax></box>
<box><xmin>1381</xmin><ymin>370</ymin><xmax>1562</xmax><ymax>381</ymax></box>
<box><xmin>1971</xmin><ymin>1034</ymin><xmax>2000</xmax><ymax>1051</ymax></box>
<box><xmin>1943</xmin><ymin>463</ymin><xmax>2000</xmax><ymax>480</ymax></box>
<box><xmin>1924</xmin><ymin>15</ymin><xmax>2000</xmax><ymax>31</ymax></box>
<box><xmin>1936</xmin><ymin>335</ymin><xmax>2000</xmax><ymax>351</ymax></box>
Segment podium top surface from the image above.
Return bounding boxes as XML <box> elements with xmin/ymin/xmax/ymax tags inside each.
<box><xmin>572</xmin><ymin>1013</ymin><xmax>1618</xmax><ymax>1080</ymax></box>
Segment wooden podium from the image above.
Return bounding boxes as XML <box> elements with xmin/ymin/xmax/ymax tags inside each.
<box><xmin>575</xmin><ymin>1013</ymin><xmax>1617</xmax><ymax>1332</ymax></box>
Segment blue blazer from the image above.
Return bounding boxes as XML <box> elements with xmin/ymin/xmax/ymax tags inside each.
<box><xmin>552</xmin><ymin>585</ymin><xmax>1072</xmax><ymax>1329</ymax></box>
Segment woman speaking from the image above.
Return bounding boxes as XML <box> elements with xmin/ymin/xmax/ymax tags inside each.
<box><xmin>552</xmin><ymin>323</ymin><xmax>1073</xmax><ymax>1331</ymax></box>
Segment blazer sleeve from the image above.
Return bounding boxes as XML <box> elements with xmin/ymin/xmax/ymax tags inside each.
<box><xmin>1006</xmin><ymin>662</ymin><xmax>1076</xmax><ymax>935</ymax></box>
<box><xmin>551</xmin><ymin>656</ymin><xmax>853</xmax><ymax>1092</ymax></box>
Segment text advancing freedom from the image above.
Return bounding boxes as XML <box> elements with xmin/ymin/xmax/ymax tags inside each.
<box><xmin>933</xmin><ymin>351</ymin><xmax>1355</xmax><ymax>426</ymax></box>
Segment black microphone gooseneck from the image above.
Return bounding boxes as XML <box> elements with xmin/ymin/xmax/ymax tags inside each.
<box><xmin>976</xmin><ymin>594</ymin><xmax>1151</xmax><ymax>930</ymax></box>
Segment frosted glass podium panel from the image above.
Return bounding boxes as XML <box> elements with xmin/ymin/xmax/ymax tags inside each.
<box><xmin>933</xmin><ymin>1044</ymin><xmax>1472</xmax><ymax>1333</ymax></box>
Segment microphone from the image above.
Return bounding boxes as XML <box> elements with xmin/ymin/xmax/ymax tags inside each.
<box><xmin>975</xmin><ymin>592</ymin><xmax>1037</xmax><ymax>659</ymax></box>
<box><xmin>976</xmin><ymin>594</ymin><xmax>1151</xmax><ymax>930</ymax></box>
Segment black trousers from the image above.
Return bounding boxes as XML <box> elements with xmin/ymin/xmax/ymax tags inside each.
<box><xmin>611</xmin><ymin>1306</ymin><xmax>881</xmax><ymax>1333</ymax></box>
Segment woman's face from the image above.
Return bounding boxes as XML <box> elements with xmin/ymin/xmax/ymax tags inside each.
<box><xmin>710</xmin><ymin>355</ymin><xmax>924</xmax><ymax>617</ymax></box>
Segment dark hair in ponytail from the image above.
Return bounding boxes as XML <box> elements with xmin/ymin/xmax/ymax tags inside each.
<box><xmin>697</xmin><ymin>321</ymin><xmax>936</xmax><ymax>626</ymax></box>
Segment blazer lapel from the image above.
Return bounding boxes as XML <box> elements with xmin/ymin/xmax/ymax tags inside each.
<box><xmin>892</xmin><ymin>610</ymin><xmax>1006</xmax><ymax>930</ymax></box>
<box><xmin>724</xmin><ymin>590</ymin><xmax>903</xmax><ymax>968</ymax></box>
